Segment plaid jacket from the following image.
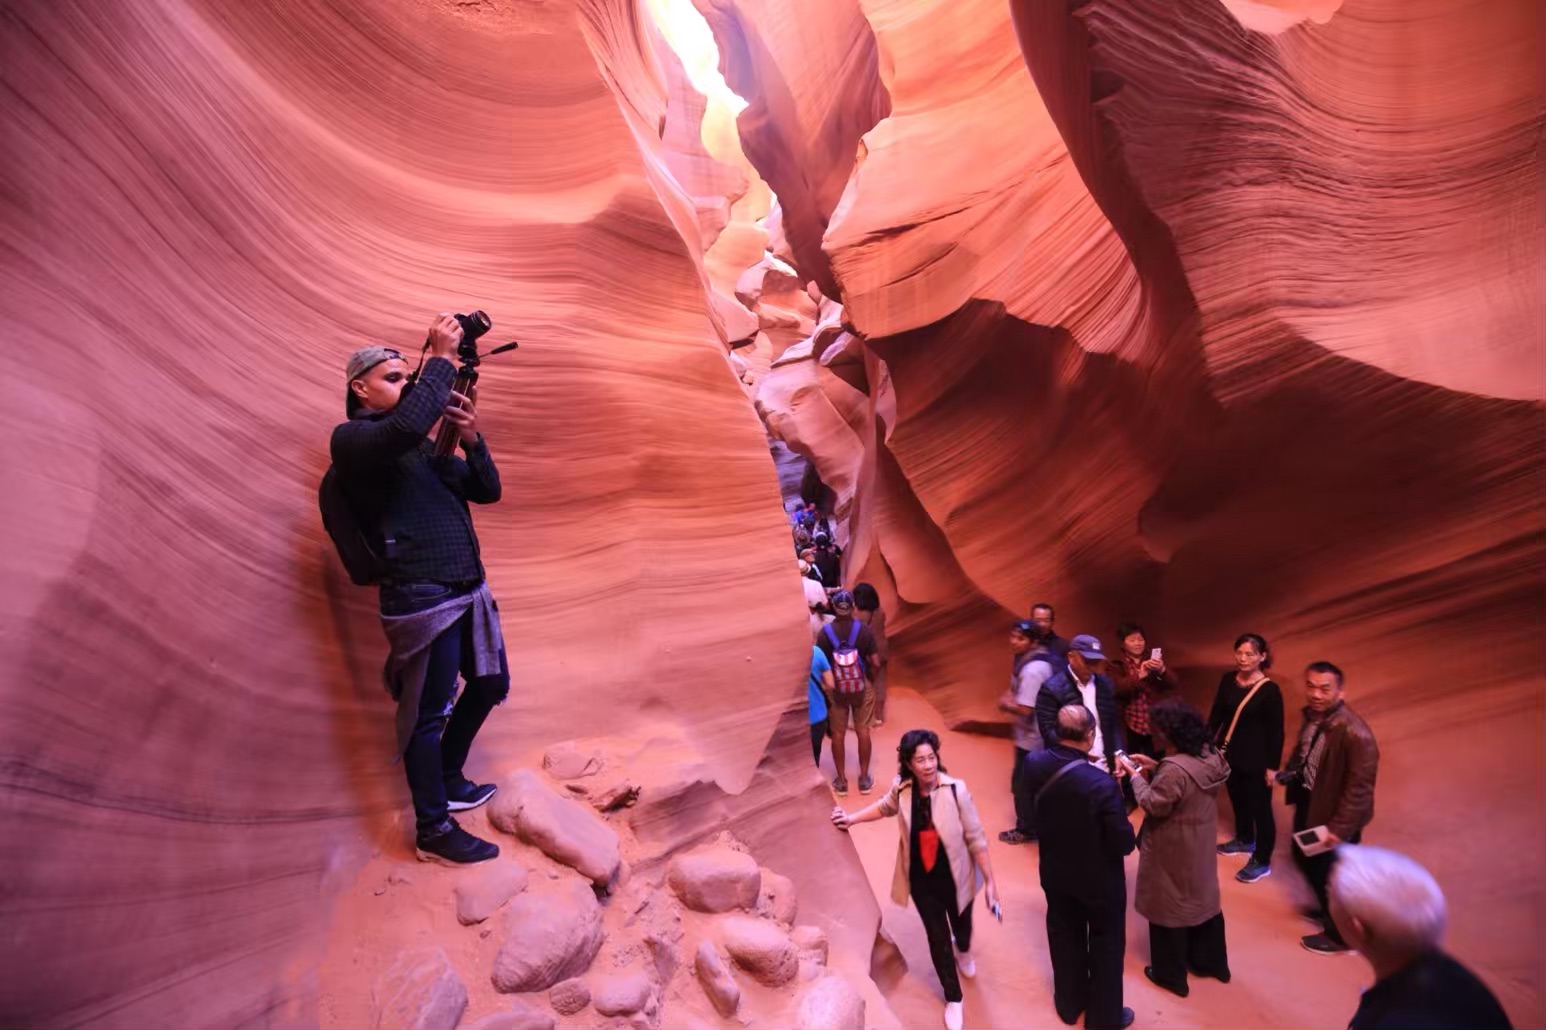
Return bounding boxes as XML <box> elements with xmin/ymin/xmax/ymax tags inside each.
<box><xmin>330</xmin><ymin>357</ymin><xmax>501</xmax><ymax>585</ymax></box>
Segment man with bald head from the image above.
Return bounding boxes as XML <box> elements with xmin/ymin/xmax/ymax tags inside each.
<box><xmin>1020</xmin><ymin>704</ymin><xmax>1137</xmax><ymax>1029</ymax></box>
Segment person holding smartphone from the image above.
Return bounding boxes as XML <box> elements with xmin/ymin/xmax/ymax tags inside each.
<box><xmin>1110</xmin><ymin>622</ymin><xmax>1179</xmax><ymax>760</ymax></box>
<box><xmin>1124</xmin><ymin>699</ymin><xmax>1233</xmax><ymax>997</ymax></box>
<box><xmin>832</xmin><ymin>730</ymin><xmax>999</xmax><ymax>1030</ymax></box>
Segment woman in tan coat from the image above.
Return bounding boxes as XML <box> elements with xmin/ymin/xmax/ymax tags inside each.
<box><xmin>1126</xmin><ymin>699</ymin><xmax>1233</xmax><ymax>998</ymax></box>
<box><xmin>833</xmin><ymin>730</ymin><xmax>999</xmax><ymax>1030</ymax></box>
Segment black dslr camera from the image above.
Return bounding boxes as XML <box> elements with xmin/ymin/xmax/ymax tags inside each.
<box><xmin>453</xmin><ymin>310</ymin><xmax>494</xmax><ymax>365</ymax></box>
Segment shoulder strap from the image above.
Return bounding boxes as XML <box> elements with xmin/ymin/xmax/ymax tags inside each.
<box><xmin>1222</xmin><ymin>678</ymin><xmax>1270</xmax><ymax>749</ymax></box>
<box><xmin>846</xmin><ymin>620</ymin><xmax>862</xmax><ymax>648</ymax></box>
<box><xmin>1034</xmin><ymin>758</ymin><xmax>1083</xmax><ymax>810</ymax></box>
<box><xmin>823</xmin><ymin>623</ymin><xmax>839</xmax><ymax>648</ymax></box>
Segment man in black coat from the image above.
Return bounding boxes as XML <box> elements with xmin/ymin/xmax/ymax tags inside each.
<box><xmin>1020</xmin><ymin>705</ymin><xmax>1137</xmax><ymax>1030</ymax></box>
<box><xmin>1035</xmin><ymin>634</ymin><xmax>1124</xmax><ymax>772</ymax></box>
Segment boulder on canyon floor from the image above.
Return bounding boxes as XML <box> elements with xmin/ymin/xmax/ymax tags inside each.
<box><xmin>491</xmin><ymin>879</ymin><xmax>605</xmax><ymax>993</ymax></box>
<box><xmin>666</xmin><ymin>846</ymin><xmax>761</xmax><ymax>913</ymax></box>
<box><xmin>454</xmin><ymin>862</ymin><xmax>529</xmax><ymax>925</ymax></box>
<box><xmin>717</xmin><ymin>914</ymin><xmax>798</xmax><ymax>988</ymax></box>
<box><xmin>693</xmin><ymin>940</ymin><xmax>740</xmax><ymax>1018</ymax></box>
<box><xmin>592</xmin><ymin>970</ymin><xmax>653</xmax><ymax>1017</ymax></box>
<box><xmin>795</xmin><ymin>974</ymin><xmax>865</xmax><ymax>1030</ymax></box>
<box><xmin>489</xmin><ymin>770</ymin><xmax>622</xmax><ymax>887</ymax></box>
<box><xmin>372</xmin><ymin>948</ymin><xmax>467</xmax><ymax>1030</ymax></box>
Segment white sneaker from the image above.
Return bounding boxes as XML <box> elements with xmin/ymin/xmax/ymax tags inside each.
<box><xmin>944</xmin><ymin>1000</ymin><xmax>964</xmax><ymax>1030</ymax></box>
<box><xmin>955</xmin><ymin>948</ymin><xmax>977</xmax><ymax>979</ymax></box>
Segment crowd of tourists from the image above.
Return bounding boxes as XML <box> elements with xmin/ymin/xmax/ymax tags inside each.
<box><xmin>790</xmin><ymin>505</ymin><xmax>1510</xmax><ymax>1030</ymax></box>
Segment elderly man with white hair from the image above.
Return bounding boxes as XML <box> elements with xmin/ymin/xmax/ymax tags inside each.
<box><xmin>1330</xmin><ymin>845</ymin><xmax>1511</xmax><ymax>1028</ymax></box>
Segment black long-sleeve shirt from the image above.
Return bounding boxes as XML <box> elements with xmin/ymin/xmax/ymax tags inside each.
<box><xmin>1205</xmin><ymin>673</ymin><xmax>1285</xmax><ymax>773</ymax></box>
<box><xmin>330</xmin><ymin>357</ymin><xmax>501</xmax><ymax>585</ymax></box>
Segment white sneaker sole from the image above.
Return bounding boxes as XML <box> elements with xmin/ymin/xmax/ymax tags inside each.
<box><xmin>446</xmin><ymin>788</ymin><xmax>496</xmax><ymax>812</ymax></box>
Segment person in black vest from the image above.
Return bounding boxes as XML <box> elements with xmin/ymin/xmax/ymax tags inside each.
<box><xmin>1021</xmin><ymin>705</ymin><xmax>1137</xmax><ymax>1030</ymax></box>
<box><xmin>1331</xmin><ymin>845</ymin><xmax>1512</xmax><ymax>1028</ymax></box>
<box><xmin>812</xmin><ymin>532</ymin><xmax>843</xmax><ymax>588</ymax></box>
<box><xmin>331</xmin><ymin>314</ymin><xmax>510</xmax><ymax>865</ymax></box>
<box><xmin>1035</xmin><ymin>634</ymin><xmax>1124</xmax><ymax>773</ymax></box>
<box><xmin>1205</xmin><ymin>632</ymin><xmax>1284</xmax><ymax>884</ymax></box>
<box><xmin>1028</xmin><ymin>601</ymin><xmax>1071</xmax><ymax>658</ymax></box>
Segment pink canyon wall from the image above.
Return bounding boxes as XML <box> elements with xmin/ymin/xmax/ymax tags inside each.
<box><xmin>0</xmin><ymin>0</ymin><xmax>1542</xmax><ymax>1026</ymax></box>
<box><xmin>702</xmin><ymin>0</ymin><xmax>1544</xmax><ymax>1023</ymax></box>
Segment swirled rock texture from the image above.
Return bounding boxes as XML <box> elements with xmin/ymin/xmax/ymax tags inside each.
<box><xmin>698</xmin><ymin>0</ymin><xmax>1543</xmax><ymax>1024</ymax></box>
<box><xmin>0</xmin><ymin>2</ymin><xmax>823</xmax><ymax>1027</ymax></box>
<box><xmin>1</xmin><ymin>0</ymin><xmax>1541</xmax><ymax>1028</ymax></box>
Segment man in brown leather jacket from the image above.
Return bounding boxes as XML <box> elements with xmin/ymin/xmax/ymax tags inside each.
<box><xmin>1277</xmin><ymin>660</ymin><xmax>1379</xmax><ymax>954</ymax></box>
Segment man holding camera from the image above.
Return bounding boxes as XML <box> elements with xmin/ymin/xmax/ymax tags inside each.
<box><xmin>332</xmin><ymin>313</ymin><xmax>509</xmax><ymax>865</ymax></box>
<box><xmin>1276</xmin><ymin>661</ymin><xmax>1380</xmax><ymax>954</ymax></box>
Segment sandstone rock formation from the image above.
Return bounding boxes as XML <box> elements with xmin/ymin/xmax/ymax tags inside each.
<box><xmin>454</xmin><ymin>862</ymin><xmax>530</xmax><ymax>926</ymax></box>
<box><xmin>548</xmin><ymin>978</ymin><xmax>592</xmax><ymax>1017</ymax></box>
<box><xmin>692</xmin><ymin>940</ymin><xmax>742</xmax><ymax>1018</ymax></box>
<box><xmin>666</xmin><ymin>845</ymin><xmax>762</xmax><ymax>913</ymax></box>
<box><xmin>794</xmin><ymin>973</ymin><xmax>866</xmax><ymax>1030</ymax></box>
<box><xmin>371</xmin><ymin>949</ymin><xmax>467</xmax><ymax>1030</ymax></box>
<box><xmin>488</xmin><ymin>770</ymin><xmax>623</xmax><ymax>888</ymax></box>
<box><xmin>0</xmin><ymin>0</ymin><xmax>1539</xmax><ymax>1027</ymax></box>
<box><xmin>717</xmin><ymin>914</ymin><xmax>800</xmax><ymax>988</ymax></box>
<box><xmin>591</xmin><ymin>970</ymin><xmax>654</xmax><ymax>1017</ymax></box>
<box><xmin>466</xmin><ymin>1000</ymin><xmax>556</xmax><ymax>1030</ymax></box>
<box><xmin>694</xmin><ymin>3</ymin><xmax>1543</xmax><ymax>1023</ymax></box>
<box><xmin>491</xmin><ymin>880</ymin><xmax>606</xmax><ymax>993</ymax></box>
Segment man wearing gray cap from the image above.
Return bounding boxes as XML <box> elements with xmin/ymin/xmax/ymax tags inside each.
<box><xmin>1035</xmin><ymin>634</ymin><xmax>1124</xmax><ymax>773</ymax></box>
<box><xmin>330</xmin><ymin>313</ymin><xmax>509</xmax><ymax>865</ymax></box>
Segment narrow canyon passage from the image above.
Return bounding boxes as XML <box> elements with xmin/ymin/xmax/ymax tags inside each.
<box><xmin>0</xmin><ymin>0</ymin><xmax>1539</xmax><ymax>1027</ymax></box>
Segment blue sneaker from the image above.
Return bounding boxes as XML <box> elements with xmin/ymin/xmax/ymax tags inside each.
<box><xmin>1236</xmin><ymin>858</ymin><xmax>1272</xmax><ymax>884</ymax></box>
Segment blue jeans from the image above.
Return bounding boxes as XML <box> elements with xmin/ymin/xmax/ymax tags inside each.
<box><xmin>380</xmin><ymin>582</ymin><xmax>510</xmax><ymax>836</ymax></box>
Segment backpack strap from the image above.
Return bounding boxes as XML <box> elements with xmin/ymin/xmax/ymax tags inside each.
<box><xmin>823</xmin><ymin>624</ymin><xmax>840</xmax><ymax>649</ymax></box>
<box><xmin>846</xmin><ymin>620</ymin><xmax>862</xmax><ymax>648</ymax></box>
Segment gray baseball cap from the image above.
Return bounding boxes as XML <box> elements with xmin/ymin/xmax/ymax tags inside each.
<box><xmin>344</xmin><ymin>345</ymin><xmax>404</xmax><ymax>414</ymax></box>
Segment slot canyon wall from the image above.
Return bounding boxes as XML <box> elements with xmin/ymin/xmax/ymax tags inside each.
<box><xmin>711</xmin><ymin>0</ymin><xmax>1545</xmax><ymax>1023</ymax></box>
<box><xmin>0</xmin><ymin>0</ymin><xmax>1541</xmax><ymax>1028</ymax></box>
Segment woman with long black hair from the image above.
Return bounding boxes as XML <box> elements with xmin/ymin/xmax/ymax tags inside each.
<box><xmin>832</xmin><ymin>730</ymin><xmax>999</xmax><ymax>1030</ymax></box>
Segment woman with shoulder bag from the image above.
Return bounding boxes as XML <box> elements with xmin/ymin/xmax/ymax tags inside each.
<box><xmin>832</xmin><ymin>730</ymin><xmax>1000</xmax><ymax>1030</ymax></box>
<box><xmin>1127</xmin><ymin>699</ymin><xmax>1233</xmax><ymax>997</ymax></box>
<box><xmin>1205</xmin><ymin>633</ymin><xmax>1284</xmax><ymax>884</ymax></box>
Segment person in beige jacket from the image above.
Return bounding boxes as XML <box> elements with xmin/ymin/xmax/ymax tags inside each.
<box><xmin>833</xmin><ymin>729</ymin><xmax>1000</xmax><ymax>1030</ymax></box>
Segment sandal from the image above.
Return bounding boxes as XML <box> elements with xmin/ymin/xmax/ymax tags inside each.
<box><xmin>832</xmin><ymin>776</ymin><xmax>850</xmax><ymax>796</ymax></box>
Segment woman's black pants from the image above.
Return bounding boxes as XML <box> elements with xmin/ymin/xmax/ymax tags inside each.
<box><xmin>1148</xmin><ymin>912</ymin><xmax>1230</xmax><ymax>991</ymax></box>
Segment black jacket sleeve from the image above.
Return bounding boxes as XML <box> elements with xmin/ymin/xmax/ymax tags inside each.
<box><xmin>1098</xmin><ymin>775</ymin><xmax>1137</xmax><ymax>859</ymax></box>
<box><xmin>331</xmin><ymin>357</ymin><xmax>456</xmax><ymax>469</ymax></box>
<box><xmin>448</xmin><ymin>437</ymin><xmax>502</xmax><ymax>504</ymax></box>
<box><xmin>1035</xmin><ymin>680</ymin><xmax>1062</xmax><ymax>749</ymax></box>
<box><xmin>1262</xmin><ymin>681</ymin><xmax>1285</xmax><ymax>768</ymax></box>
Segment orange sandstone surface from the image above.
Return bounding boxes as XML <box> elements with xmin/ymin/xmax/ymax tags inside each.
<box><xmin>0</xmin><ymin>0</ymin><xmax>1540</xmax><ymax>1027</ymax></box>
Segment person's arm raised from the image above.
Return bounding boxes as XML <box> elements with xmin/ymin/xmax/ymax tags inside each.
<box><xmin>332</xmin><ymin>314</ymin><xmax>463</xmax><ymax>467</ymax></box>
